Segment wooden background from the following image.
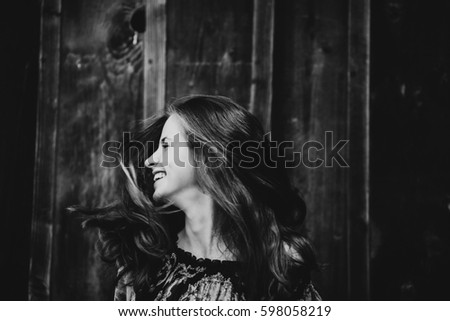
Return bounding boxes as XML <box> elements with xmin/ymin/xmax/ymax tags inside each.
<box><xmin>28</xmin><ymin>0</ymin><xmax>369</xmax><ymax>300</ymax></box>
<box><xmin>2</xmin><ymin>0</ymin><xmax>448</xmax><ymax>300</ymax></box>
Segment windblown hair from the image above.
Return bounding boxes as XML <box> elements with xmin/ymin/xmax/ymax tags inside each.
<box><xmin>73</xmin><ymin>95</ymin><xmax>318</xmax><ymax>300</ymax></box>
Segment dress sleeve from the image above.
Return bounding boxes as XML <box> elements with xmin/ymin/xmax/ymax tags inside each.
<box><xmin>298</xmin><ymin>283</ymin><xmax>322</xmax><ymax>301</ymax></box>
<box><xmin>283</xmin><ymin>243</ymin><xmax>322</xmax><ymax>301</ymax></box>
<box><xmin>114</xmin><ymin>266</ymin><xmax>136</xmax><ymax>301</ymax></box>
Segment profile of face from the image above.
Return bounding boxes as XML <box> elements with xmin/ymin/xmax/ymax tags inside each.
<box><xmin>144</xmin><ymin>114</ymin><xmax>199</xmax><ymax>204</ymax></box>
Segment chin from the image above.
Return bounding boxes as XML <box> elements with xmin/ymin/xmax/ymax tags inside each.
<box><xmin>153</xmin><ymin>189</ymin><xmax>173</xmax><ymax>203</ymax></box>
<box><xmin>153</xmin><ymin>191</ymin><xmax>164</xmax><ymax>202</ymax></box>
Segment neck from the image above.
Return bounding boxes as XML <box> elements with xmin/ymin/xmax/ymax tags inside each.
<box><xmin>174</xmin><ymin>190</ymin><xmax>233</xmax><ymax>261</ymax></box>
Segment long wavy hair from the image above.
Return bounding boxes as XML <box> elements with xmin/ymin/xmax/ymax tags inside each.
<box><xmin>73</xmin><ymin>95</ymin><xmax>317</xmax><ymax>300</ymax></box>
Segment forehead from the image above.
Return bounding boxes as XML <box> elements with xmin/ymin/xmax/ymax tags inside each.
<box><xmin>161</xmin><ymin>114</ymin><xmax>187</xmax><ymax>139</ymax></box>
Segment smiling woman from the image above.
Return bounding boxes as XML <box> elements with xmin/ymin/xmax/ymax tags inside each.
<box><xmin>71</xmin><ymin>95</ymin><xmax>320</xmax><ymax>301</ymax></box>
<box><xmin>145</xmin><ymin>115</ymin><xmax>199</xmax><ymax>206</ymax></box>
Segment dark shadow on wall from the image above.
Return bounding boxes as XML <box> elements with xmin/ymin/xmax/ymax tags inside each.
<box><xmin>370</xmin><ymin>0</ymin><xmax>450</xmax><ymax>300</ymax></box>
<box><xmin>0</xmin><ymin>2</ymin><xmax>40</xmax><ymax>300</ymax></box>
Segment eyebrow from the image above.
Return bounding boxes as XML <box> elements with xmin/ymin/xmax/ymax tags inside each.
<box><xmin>160</xmin><ymin>137</ymin><xmax>172</xmax><ymax>142</ymax></box>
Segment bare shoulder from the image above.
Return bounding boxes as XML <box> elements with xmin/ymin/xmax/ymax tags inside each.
<box><xmin>283</xmin><ymin>241</ymin><xmax>304</xmax><ymax>263</ymax></box>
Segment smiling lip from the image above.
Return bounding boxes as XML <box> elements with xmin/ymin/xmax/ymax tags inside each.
<box><xmin>152</xmin><ymin>168</ymin><xmax>166</xmax><ymax>175</ymax></box>
<box><xmin>153</xmin><ymin>170</ymin><xmax>166</xmax><ymax>184</ymax></box>
<box><xmin>153</xmin><ymin>176</ymin><xmax>165</xmax><ymax>184</ymax></box>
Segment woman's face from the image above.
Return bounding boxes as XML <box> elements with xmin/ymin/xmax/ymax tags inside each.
<box><xmin>145</xmin><ymin>114</ymin><xmax>198</xmax><ymax>203</ymax></box>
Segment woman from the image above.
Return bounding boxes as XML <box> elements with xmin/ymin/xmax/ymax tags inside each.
<box><xmin>77</xmin><ymin>95</ymin><xmax>320</xmax><ymax>301</ymax></box>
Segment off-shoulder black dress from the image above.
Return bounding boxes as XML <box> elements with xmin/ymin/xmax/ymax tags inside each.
<box><xmin>114</xmin><ymin>245</ymin><xmax>321</xmax><ymax>301</ymax></box>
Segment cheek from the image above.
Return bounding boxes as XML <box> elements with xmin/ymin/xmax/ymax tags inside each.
<box><xmin>177</xmin><ymin>150</ymin><xmax>197</xmax><ymax>184</ymax></box>
<box><xmin>175</xmin><ymin>146</ymin><xmax>196</xmax><ymax>169</ymax></box>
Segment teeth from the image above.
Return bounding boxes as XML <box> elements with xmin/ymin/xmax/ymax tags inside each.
<box><xmin>153</xmin><ymin>172</ymin><xmax>166</xmax><ymax>182</ymax></box>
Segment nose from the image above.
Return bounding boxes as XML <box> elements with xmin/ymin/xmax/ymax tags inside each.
<box><xmin>145</xmin><ymin>146</ymin><xmax>161</xmax><ymax>168</ymax></box>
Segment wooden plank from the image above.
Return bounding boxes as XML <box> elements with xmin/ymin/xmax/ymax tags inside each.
<box><xmin>165</xmin><ymin>0</ymin><xmax>253</xmax><ymax>107</ymax></box>
<box><xmin>145</xmin><ymin>0</ymin><xmax>166</xmax><ymax>116</ymax></box>
<box><xmin>272</xmin><ymin>0</ymin><xmax>350</xmax><ymax>299</ymax></box>
<box><xmin>28</xmin><ymin>0</ymin><xmax>61</xmax><ymax>300</ymax></box>
<box><xmin>50</xmin><ymin>0</ymin><xmax>144</xmax><ymax>299</ymax></box>
<box><xmin>249</xmin><ymin>0</ymin><xmax>274</xmax><ymax>131</ymax></box>
<box><xmin>347</xmin><ymin>0</ymin><xmax>370</xmax><ymax>300</ymax></box>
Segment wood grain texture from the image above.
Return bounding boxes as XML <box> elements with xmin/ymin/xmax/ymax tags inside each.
<box><xmin>29</xmin><ymin>0</ymin><xmax>145</xmax><ymax>300</ymax></box>
<box><xmin>145</xmin><ymin>0</ymin><xmax>166</xmax><ymax>116</ymax></box>
<box><xmin>29</xmin><ymin>0</ymin><xmax>62</xmax><ymax>300</ymax></box>
<box><xmin>30</xmin><ymin>0</ymin><xmax>374</xmax><ymax>300</ymax></box>
<box><xmin>249</xmin><ymin>0</ymin><xmax>274</xmax><ymax>131</ymax></box>
<box><xmin>272</xmin><ymin>0</ymin><xmax>369</xmax><ymax>299</ymax></box>
<box><xmin>54</xmin><ymin>0</ymin><xmax>144</xmax><ymax>300</ymax></box>
<box><xmin>165</xmin><ymin>0</ymin><xmax>253</xmax><ymax>107</ymax></box>
<box><xmin>347</xmin><ymin>0</ymin><xmax>370</xmax><ymax>299</ymax></box>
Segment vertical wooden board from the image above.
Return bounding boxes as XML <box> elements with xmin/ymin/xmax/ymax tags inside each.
<box><xmin>347</xmin><ymin>0</ymin><xmax>370</xmax><ymax>299</ymax></box>
<box><xmin>144</xmin><ymin>0</ymin><xmax>166</xmax><ymax>117</ymax></box>
<box><xmin>272</xmin><ymin>0</ymin><xmax>350</xmax><ymax>299</ymax></box>
<box><xmin>165</xmin><ymin>0</ymin><xmax>253</xmax><ymax>107</ymax></box>
<box><xmin>249</xmin><ymin>0</ymin><xmax>274</xmax><ymax>131</ymax></box>
<box><xmin>52</xmin><ymin>0</ymin><xmax>144</xmax><ymax>299</ymax></box>
<box><xmin>29</xmin><ymin>0</ymin><xmax>61</xmax><ymax>300</ymax></box>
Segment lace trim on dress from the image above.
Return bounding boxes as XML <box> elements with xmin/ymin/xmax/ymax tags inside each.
<box><xmin>114</xmin><ymin>246</ymin><xmax>321</xmax><ymax>301</ymax></box>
